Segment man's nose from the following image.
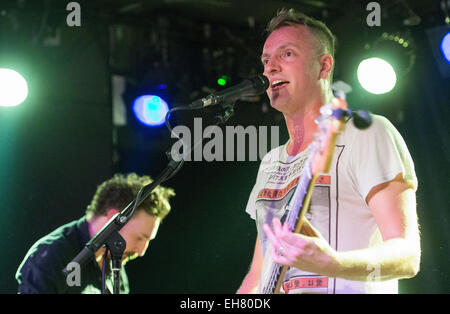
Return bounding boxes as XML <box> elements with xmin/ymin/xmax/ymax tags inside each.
<box><xmin>265</xmin><ymin>56</ymin><xmax>281</xmax><ymax>75</ymax></box>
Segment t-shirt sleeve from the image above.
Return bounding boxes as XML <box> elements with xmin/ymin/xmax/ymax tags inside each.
<box><xmin>245</xmin><ymin>150</ymin><xmax>275</xmax><ymax>220</ymax></box>
<box><xmin>347</xmin><ymin>115</ymin><xmax>418</xmax><ymax>201</ymax></box>
<box><xmin>245</xmin><ymin>183</ymin><xmax>260</xmax><ymax>220</ymax></box>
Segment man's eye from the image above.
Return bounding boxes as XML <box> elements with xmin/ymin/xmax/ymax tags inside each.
<box><xmin>285</xmin><ymin>51</ymin><xmax>293</xmax><ymax>57</ymax></box>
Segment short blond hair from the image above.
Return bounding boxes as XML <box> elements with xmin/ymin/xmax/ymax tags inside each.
<box><xmin>266</xmin><ymin>8</ymin><xmax>335</xmax><ymax>81</ymax></box>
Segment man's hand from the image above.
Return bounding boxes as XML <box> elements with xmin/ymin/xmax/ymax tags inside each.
<box><xmin>263</xmin><ymin>218</ymin><xmax>339</xmax><ymax>277</ymax></box>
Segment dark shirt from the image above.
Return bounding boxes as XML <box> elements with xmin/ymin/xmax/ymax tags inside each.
<box><xmin>15</xmin><ymin>216</ymin><xmax>129</xmax><ymax>294</ymax></box>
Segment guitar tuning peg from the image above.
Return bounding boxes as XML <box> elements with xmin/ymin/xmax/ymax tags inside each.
<box><xmin>314</xmin><ymin>133</ymin><xmax>321</xmax><ymax>141</ymax></box>
<box><xmin>335</xmin><ymin>90</ymin><xmax>345</xmax><ymax>100</ymax></box>
<box><xmin>318</xmin><ymin>122</ymin><xmax>327</xmax><ymax>133</ymax></box>
<box><xmin>320</xmin><ymin>103</ymin><xmax>333</xmax><ymax>117</ymax></box>
<box><xmin>331</xmin><ymin>97</ymin><xmax>340</xmax><ymax>107</ymax></box>
<box><xmin>317</xmin><ymin>117</ymin><xmax>328</xmax><ymax>131</ymax></box>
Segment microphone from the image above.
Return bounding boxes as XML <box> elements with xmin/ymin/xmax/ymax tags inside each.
<box><xmin>189</xmin><ymin>75</ymin><xmax>269</xmax><ymax>109</ymax></box>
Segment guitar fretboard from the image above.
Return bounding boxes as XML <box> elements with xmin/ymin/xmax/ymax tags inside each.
<box><xmin>262</xmin><ymin>155</ymin><xmax>314</xmax><ymax>294</ymax></box>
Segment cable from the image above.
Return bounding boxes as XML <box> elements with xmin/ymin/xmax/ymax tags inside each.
<box><xmin>101</xmin><ymin>247</ymin><xmax>109</xmax><ymax>294</ymax></box>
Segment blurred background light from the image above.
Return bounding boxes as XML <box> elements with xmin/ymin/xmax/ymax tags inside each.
<box><xmin>0</xmin><ymin>68</ymin><xmax>29</xmax><ymax>107</ymax></box>
<box><xmin>426</xmin><ymin>25</ymin><xmax>450</xmax><ymax>78</ymax></box>
<box><xmin>132</xmin><ymin>95</ymin><xmax>169</xmax><ymax>127</ymax></box>
<box><xmin>357</xmin><ymin>57</ymin><xmax>397</xmax><ymax>95</ymax></box>
<box><xmin>440</xmin><ymin>31</ymin><xmax>450</xmax><ymax>63</ymax></box>
<box><xmin>217</xmin><ymin>75</ymin><xmax>229</xmax><ymax>86</ymax></box>
<box><xmin>357</xmin><ymin>31</ymin><xmax>416</xmax><ymax>95</ymax></box>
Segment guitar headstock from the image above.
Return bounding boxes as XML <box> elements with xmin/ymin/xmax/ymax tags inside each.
<box><xmin>309</xmin><ymin>95</ymin><xmax>348</xmax><ymax>175</ymax></box>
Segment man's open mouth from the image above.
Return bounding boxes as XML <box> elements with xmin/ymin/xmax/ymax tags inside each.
<box><xmin>271</xmin><ymin>80</ymin><xmax>289</xmax><ymax>90</ymax></box>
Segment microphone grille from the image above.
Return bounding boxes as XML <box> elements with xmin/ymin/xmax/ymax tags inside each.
<box><xmin>253</xmin><ymin>75</ymin><xmax>269</xmax><ymax>94</ymax></box>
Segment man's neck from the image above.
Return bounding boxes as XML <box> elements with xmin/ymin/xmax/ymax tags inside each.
<box><xmin>283</xmin><ymin>91</ymin><xmax>333</xmax><ymax>156</ymax></box>
<box><xmin>283</xmin><ymin>102</ymin><xmax>321</xmax><ymax>156</ymax></box>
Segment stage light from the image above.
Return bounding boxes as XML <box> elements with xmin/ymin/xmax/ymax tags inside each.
<box><xmin>0</xmin><ymin>68</ymin><xmax>28</xmax><ymax>107</ymax></box>
<box><xmin>132</xmin><ymin>95</ymin><xmax>169</xmax><ymax>127</ymax></box>
<box><xmin>440</xmin><ymin>32</ymin><xmax>450</xmax><ymax>63</ymax></box>
<box><xmin>217</xmin><ymin>75</ymin><xmax>229</xmax><ymax>86</ymax></box>
<box><xmin>358</xmin><ymin>32</ymin><xmax>415</xmax><ymax>94</ymax></box>
<box><xmin>426</xmin><ymin>25</ymin><xmax>450</xmax><ymax>77</ymax></box>
<box><xmin>357</xmin><ymin>58</ymin><xmax>397</xmax><ymax>95</ymax></box>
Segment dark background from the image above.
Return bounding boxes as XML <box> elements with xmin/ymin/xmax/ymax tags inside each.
<box><xmin>0</xmin><ymin>0</ymin><xmax>449</xmax><ymax>293</ymax></box>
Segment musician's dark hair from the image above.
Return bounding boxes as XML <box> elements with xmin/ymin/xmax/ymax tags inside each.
<box><xmin>85</xmin><ymin>173</ymin><xmax>175</xmax><ymax>220</ymax></box>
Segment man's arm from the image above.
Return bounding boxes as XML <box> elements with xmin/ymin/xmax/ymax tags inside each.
<box><xmin>237</xmin><ymin>236</ymin><xmax>263</xmax><ymax>294</ymax></box>
<box><xmin>263</xmin><ymin>173</ymin><xmax>421</xmax><ymax>281</ymax></box>
<box><xmin>332</xmin><ymin>173</ymin><xmax>420</xmax><ymax>280</ymax></box>
<box><xmin>16</xmin><ymin>259</ymin><xmax>60</xmax><ymax>294</ymax></box>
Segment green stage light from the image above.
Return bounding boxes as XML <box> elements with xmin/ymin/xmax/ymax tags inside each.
<box><xmin>357</xmin><ymin>58</ymin><xmax>397</xmax><ymax>95</ymax></box>
<box><xmin>0</xmin><ymin>68</ymin><xmax>28</xmax><ymax>107</ymax></box>
<box><xmin>358</xmin><ymin>32</ymin><xmax>415</xmax><ymax>93</ymax></box>
<box><xmin>217</xmin><ymin>75</ymin><xmax>229</xmax><ymax>86</ymax></box>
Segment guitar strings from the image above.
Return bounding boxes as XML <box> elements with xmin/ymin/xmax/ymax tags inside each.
<box><xmin>263</xmin><ymin>159</ymin><xmax>314</xmax><ymax>294</ymax></box>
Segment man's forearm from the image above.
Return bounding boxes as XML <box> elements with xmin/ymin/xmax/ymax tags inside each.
<box><xmin>331</xmin><ymin>238</ymin><xmax>420</xmax><ymax>281</ymax></box>
<box><xmin>237</xmin><ymin>271</ymin><xmax>259</xmax><ymax>294</ymax></box>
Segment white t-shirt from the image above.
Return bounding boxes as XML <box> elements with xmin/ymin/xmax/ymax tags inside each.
<box><xmin>245</xmin><ymin>114</ymin><xmax>417</xmax><ymax>294</ymax></box>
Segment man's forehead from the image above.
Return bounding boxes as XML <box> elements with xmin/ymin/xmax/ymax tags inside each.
<box><xmin>261</xmin><ymin>42</ymin><xmax>298</xmax><ymax>57</ymax></box>
<box><xmin>131</xmin><ymin>210</ymin><xmax>158</xmax><ymax>225</ymax></box>
<box><xmin>262</xmin><ymin>25</ymin><xmax>312</xmax><ymax>54</ymax></box>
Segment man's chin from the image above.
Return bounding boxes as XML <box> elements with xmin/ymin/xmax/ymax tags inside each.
<box><xmin>270</xmin><ymin>99</ymin><xmax>288</xmax><ymax>113</ymax></box>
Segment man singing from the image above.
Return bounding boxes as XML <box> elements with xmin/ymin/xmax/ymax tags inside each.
<box><xmin>238</xmin><ymin>8</ymin><xmax>420</xmax><ymax>294</ymax></box>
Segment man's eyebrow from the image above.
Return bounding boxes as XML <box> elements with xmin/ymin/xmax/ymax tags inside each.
<box><xmin>261</xmin><ymin>43</ymin><xmax>299</xmax><ymax>60</ymax></box>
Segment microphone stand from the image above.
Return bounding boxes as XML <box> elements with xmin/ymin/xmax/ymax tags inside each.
<box><xmin>63</xmin><ymin>101</ymin><xmax>236</xmax><ymax>294</ymax></box>
<box><xmin>105</xmin><ymin>232</ymin><xmax>126</xmax><ymax>294</ymax></box>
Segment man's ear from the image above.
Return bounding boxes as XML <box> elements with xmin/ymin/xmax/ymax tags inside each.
<box><xmin>319</xmin><ymin>53</ymin><xmax>333</xmax><ymax>80</ymax></box>
<box><xmin>105</xmin><ymin>208</ymin><xmax>119</xmax><ymax>219</ymax></box>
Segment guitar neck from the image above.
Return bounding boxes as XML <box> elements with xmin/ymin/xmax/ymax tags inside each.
<box><xmin>262</xmin><ymin>158</ymin><xmax>318</xmax><ymax>294</ymax></box>
<box><xmin>286</xmin><ymin>159</ymin><xmax>316</xmax><ymax>233</ymax></box>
